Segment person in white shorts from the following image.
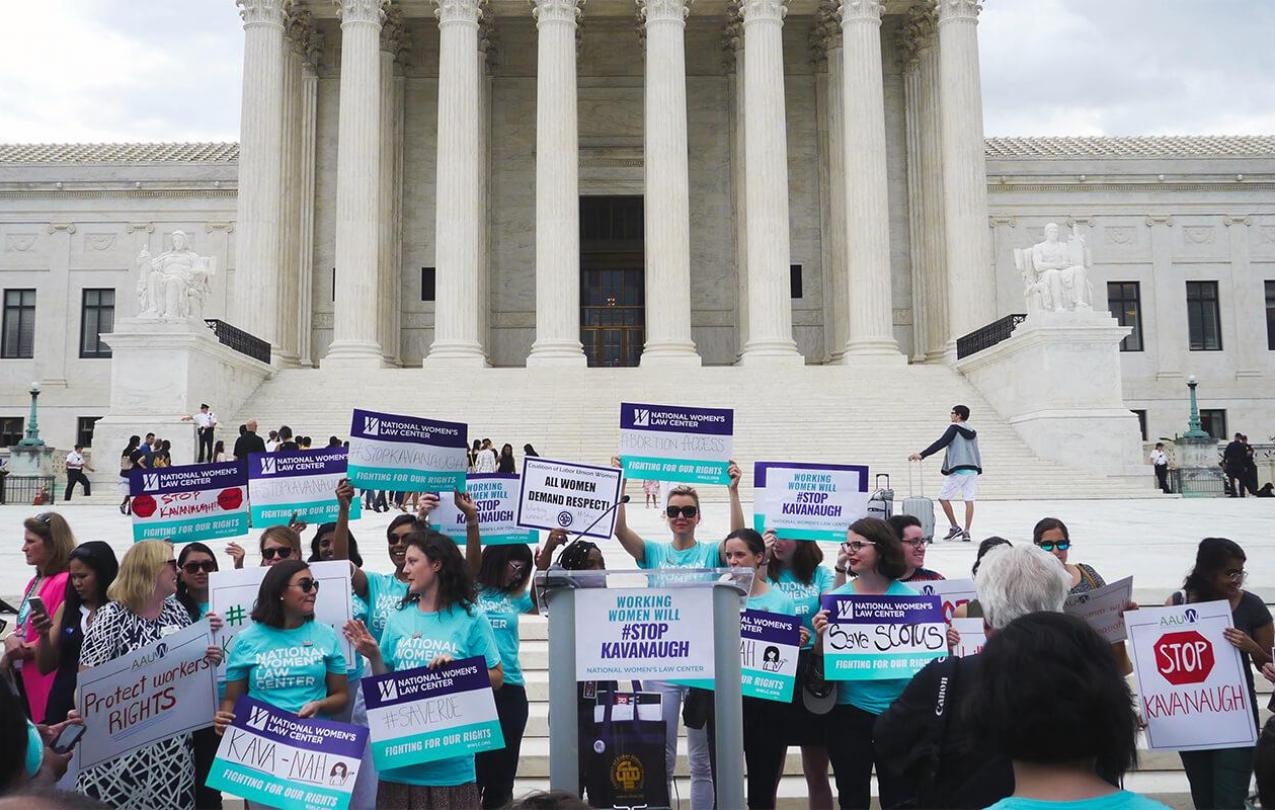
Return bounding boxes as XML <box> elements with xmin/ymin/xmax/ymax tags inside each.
<box><xmin>910</xmin><ymin>404</ymin><xmax>983</xmax><ymax>542</ymax></box>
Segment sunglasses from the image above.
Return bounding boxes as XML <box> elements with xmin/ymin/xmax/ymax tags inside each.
<box><xmin>1038</xmin><ymin>541</ymin><xmax>1071</xmax><ymax>552</ymax></box>
<box><xmin>666</xmin><ymin>506</ymin><xmax>698</xmax><ymax>519</ymax></box>
<box><xmin>164</xmin><ymin>559</ymin><xmax>178</xmax><ymax>571</ymax></box>
<box><xmin>182</xmin><ymin>560</ymin><xmax>217</xmax><ymax>574</ymax></box>
<box><xmin>262</xmin><ymin>547</ymin><xmax>294</xmax><ymax>561</ymax></box>
<box><xmin>291</xmin><ymin>578</ymin><xmax>320</xmax><ymax>593</ymax></box>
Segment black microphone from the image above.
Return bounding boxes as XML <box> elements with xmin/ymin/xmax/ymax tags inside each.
<box><xmin>564</xmin><ymin>493</ymin><xmax>630</xmax><ymax>545</ymax></box>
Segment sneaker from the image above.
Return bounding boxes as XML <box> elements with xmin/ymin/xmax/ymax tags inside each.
<box><xmin>942</xmin><ymin>525</ymin><xmax>963</xmax><ymax>541</ymax></box>
<box><xmin>960</xmin><ymin>530</ymin><xmax>971</xmax><ymax>542</ymax></box>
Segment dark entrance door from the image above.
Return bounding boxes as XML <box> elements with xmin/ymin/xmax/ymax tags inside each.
<box><xmin>580</xmin><ymin>196</ymin><xmax>644</xmax><ymax>367</ymax></box>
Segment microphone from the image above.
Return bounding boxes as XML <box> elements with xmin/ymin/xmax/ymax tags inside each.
<box><xmin>567</xmin><ymin>494</ymin><xmax>630</xmax><ymax>545</ymax></box>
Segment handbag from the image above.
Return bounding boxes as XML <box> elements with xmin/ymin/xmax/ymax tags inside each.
<box><xmin>800</xmin><ymin>648</ymin><xmax>836</xmax><ymax>715</ymax></box>
<box><xmin>583</xmin><ymin>682</ymin><xmax>671</xmax><ymax>810</ymax></box>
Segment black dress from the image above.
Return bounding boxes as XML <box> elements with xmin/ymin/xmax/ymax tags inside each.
<box><xmin>43</xmin><ymin>605</ymin><xmax>87</xmax><ymax>724</ymax></box>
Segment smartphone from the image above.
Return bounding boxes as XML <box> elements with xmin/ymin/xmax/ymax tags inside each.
<box><xmin>27</xmin><ymin>596</ymin><xmax>47</xmax><ymax>618</ymax></box>
<box><xmin>51</xmin><ymin>723</ymin><xmax>86</xmax><ymax>754</ymax></box>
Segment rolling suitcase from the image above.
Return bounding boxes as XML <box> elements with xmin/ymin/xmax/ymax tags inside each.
<box><xmin>867</xmin><ymin>473</ymin><xmax>894</xmax><ymax>521</ymax></box>
<box><xmin>900</xmin><ymin>460</ymin><xmax>936</xmax><ymax>543</ymax></box>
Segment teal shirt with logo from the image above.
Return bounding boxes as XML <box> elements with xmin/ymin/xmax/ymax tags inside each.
<box><xmin>226</xmin><ymin>621</ymin><xmax>347</xmax><ymax>715</ymax></box>
<box><xmin>747</xmin><ymin>588</ymin><xmax>796</xmax><ymax>615</ymax></box>
<box><xmin>378</xmin><ymin>603</ymin><xmax>500</xmax><ymax>788</ymax></box>
<box><xmin>769</xmin><ymin>565</ymin><xmax>836</xmax><ymax>649</ymax></box>
<box><xmin>639</xmin><ymin>540</ymin><xmax>721</xmax><ymax>588</ymax></box>
<box><xmin>477</xmin><ymin>587</ymin><xmax>534</xmax><ymax>687</ymax></box>
<box><xmin>828</xmin><ymin>579</ymin><xmax>918</xmax><ymax>715</ymax></box>
<box><xmin>366</xmin><ymin>571</ymin><xmax>409</xmax><ymax>642</ymax></box>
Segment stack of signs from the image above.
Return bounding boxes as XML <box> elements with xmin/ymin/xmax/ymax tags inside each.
<box><xmin>752</xmin><ymin>462</ymin><xmax>870</xmax><ymax>540</ymax></box>
<box><xmin>208</xmin><ymin>695</ymin><xmax>368</xmax><ymax>810</ymax></box>
<box><xmin>77</xmin><ymin>622</ymin><xmax>217</xmax><ymax>769</ymax></box>
<box><xmin>1064</xmin><ymin>576</ymin><xmax>1134</xmax><ymax>643</ymax></box>
<box><xmin>347</xmin><ymin>408</ymin><xmax>468</xmax><ymax>492</ymax></box>
<box><xmin>820</xmin><ymin>593</ymin><xmax>946</xmax><ymax>680</ymax></box>
<box><xmin>362</xmin><ymin>657</ymin><xmax>505</xmax><ymax>770</ymax></box>
<box><xmin>575</xmin><ymin>587</ymin><xmax>716</xmax><ymax>682</ymax></box>
<box><xmin>1127</xmin><ymin>600</ymin><xmax>1259</xmax><ymax>752</ymax></box>
<box><xmin>619</xmin><ymin>402</ymin><xmax>734</xmax><ymax>486</ymax></box>
<box><xmin>912</xmin><ymin>579</ymin><xmax>977</xmax><ymax>624</ymax></box>
<box><xmin>247</xmin><ymin>448</ymin><xmax>361</xmax><ymax>526</ymax></box>
<box><xmin>129</xmin><ymin>460</ymin><xmax>248</xmax><ymax>542</ymax></box>
<box><xmin>516</xmin><ymin>458</ymin><xmax>623</xmax><ymax>538</ymax></box>
<box><xmin>432</xmin><ymin>474</ymin><xmax>537</xmax><ymax>545</ymax></box>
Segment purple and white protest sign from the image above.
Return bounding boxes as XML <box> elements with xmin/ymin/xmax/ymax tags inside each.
<box><xmin>741</xmin><ymin>610</ymin><xmax>801</xmax><ymax>701</ymax></box>
<box><xmin>129</xmin><ymin>460</ymin><xmax>248</xmax><ymax>542</ymax></box>
<box><xmin>753</xmin><ymin>462</ymin><xmax>870</xmax><ymax>541</ymax></box>
<box><xmin>248</xmin><ymin>448</ymin><xmax>361</xmax><ymax>526</ymax></box>
<box><xmin>619</xmin><ymin>402</ymin><xmax>734</xmax><ymax>485</ymax></box>
<box><xmin>820</xmin><ymin>593</ymin><xmax>947</xmax><ymax>680</ymax></box>
<box><xmin>347</xmin><ymin>408</ymin><xmax>468</xmax><ymax>492</ymax></box>
<box><xmin>432</xmin><ymin>474</ymin><xmax>537</xmax><ymax>545</ymax></box>
<box><xmin>516</xmin><ymin>457</ymin><xmax>623</xmax><ymax>538</ymax></box>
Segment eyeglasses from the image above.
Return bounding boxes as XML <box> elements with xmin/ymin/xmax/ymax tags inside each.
<box><xmin>1037</xmin><ymin>541</ymin><xmax>1071</xmax><ymax>552</ymax></box>
<box><xmin>262</xmin><ymin>547</ymin><xmax>294</xmax><ymax>561</ymax></box>
<box><xmin>507</xmin><ymin>560</ymin><xmax>527</xmax><ymax>571</ymax></box>
<box><xmin>666</xmin><ymin>506</ymin><xmax>698</xmax><ymax>519</ymax></box>
<box><xmin>291</xmin><ymin>578</ymin><xmax>320</xmax><ymax>593</ymax></box>
<box><xmin>182</xmin><ymin>561</ymin><xmax>217</xmax><ymax>574</ymax></box>
<box><xmin>901</xmin><ymin>538</ymin><xmax>926</xmax><ymax>548</ymax></box>
<box><xmin>1225</xmin><ymin>569</ymin><xmax>1248</xmax><ymax>582</ymax></box>
<box><xmin>844</xmin><ymin>540</ymin><xmax>876</xmax><ymax>553</ymax></box>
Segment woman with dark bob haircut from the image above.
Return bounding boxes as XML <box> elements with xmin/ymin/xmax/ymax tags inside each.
<box><xmin>812</xmin><ymin>517</ymin><xmax>914</xmax><ymax>809</ymax></box>
<box><xmin>971</xmin><ymin>612</ymin><xmax>1167</xmax><ymax>809</ymax></box>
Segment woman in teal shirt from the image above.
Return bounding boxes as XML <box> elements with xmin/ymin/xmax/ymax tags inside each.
<box><xmin>813</xmin><ymin>517</ymin><xmax>917</xmax><ymax>810</ymax></box>
<box><xmin>346</xmin><ymin>528</ymin><xmax>503</xmax><ymax>810</ymax></box>
<box><xmin>215</xmin><ymin>559</ymin><xmax>349</xmax><ymax>726</ymax></box>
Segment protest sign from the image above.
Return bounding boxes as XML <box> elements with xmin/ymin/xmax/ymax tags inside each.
<box><xmin>820</xmin><ymin>593</ymin><xmax>947</xmax><ymax>680</ymax></box>
<box><xmin>248</xmin><ymin>449</ymin><xmax>361</xmax><ymax>526</ymax></box>
<box><xmin>951</xmin><ymin>618</ymin><xmax>986</xmax><ymax>658</ymax></box>
<box><xmin>129</xmin><ymin>460</ymin><xmax>248</xmax><ymax>542</ymax></box>
<box><xmin>912</xmin><ymin>579</ymin><xmax>977</xmax><ymax>623</ymax></box>
<box><xmin>1127</xmin><ymin>600</ymin><xmax>1258</xmax><ymax>752</ymax></box>
<box><xmin>77</xmin><ymin>621</ymin><xmax>217</xmax><ymax>769</ymax></box>
<box><xmin>209</xmin><ymin>561</ymin><xmax>355</xmax><ymax>682</ymax></box>
<box><xmin>1065</xmin><ymin>576</ymin><xmax>1134</xmax><ymax>644</ymax></box>
<box><xmin>752</xmin><ymin>462</ymin><xmax>870</xmax><ymax>541</ymax></box>
<box><xmin>516</xmin><ymin>457</ymin><xmax>623</xmax><ymax>539</ymax></box>
<box><xmin>362</xmin><ymin>656</ymin><xmax>505</xmax><ymax>770</ymax></box>
<box><xmin>619</xmin><ymin>402</ymin><xmax>734</xmax><ymax>486</ymax></box>
<box><xmin>433</xmin><ymin>474</ymin><xmax>537</xmax><ymax>545</ymax></box>
<box><xmin>670</xmin><ymin>609</ymin><xmax>801</xmax><ymax>700</ymax></box>
<box><xmin>207</xmin><ymin>694</ymin><xmax>368</xmax><ymax>810</ymax></box>
<box><xmin>347</xmin><ymin>408</ymin><xmax>468</xmax><ymax>492</ymax></box>
<box><xmin>575</xmin><ymin>587</ymin><xmax>715</xmax><ymax>681</ymax></box>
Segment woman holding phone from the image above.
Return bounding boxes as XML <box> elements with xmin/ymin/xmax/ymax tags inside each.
<box><xmin>5</xmin><ymin>512</ymin><xmax>76</xmax><ymax>722</ymax></box>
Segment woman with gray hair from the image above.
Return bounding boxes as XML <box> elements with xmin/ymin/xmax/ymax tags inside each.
<box><xmin>872</xmin><ymin>544</ymin><xmax>1069</xmax><ymax>808</ymax></box>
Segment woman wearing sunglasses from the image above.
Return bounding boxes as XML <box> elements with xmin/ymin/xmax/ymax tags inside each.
<box><xmin>1173</xmin><ymin>537</ymin><xmax>1272</xmax><ymax>809</ymax></box>
<box><xmin>215</xmin><ymin>559</ymin><xmax>349</xmax><ymax>734</ymax></box>
<box><xmin>1032</xmin><ymin>517</ymin><xmax>1104</xmax><ymax>595</ymax></box>
<box><xmin>173</xmin><ymin>542</ymin><xmax>225</xmax><ymax>809</ymax></box>
<box><xmin>226</xmin><ymin>522</ymin><xmax>307</xmax><ymax>569</ymax></box>
<box><xmin>812</xmin><ymin>517</ymin><xmax>916</xmax><ymax>810</ymax></box>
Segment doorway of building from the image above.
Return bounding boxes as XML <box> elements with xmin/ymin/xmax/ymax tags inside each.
<box><xmin>580</xmin><ymin>195</ymin><xmax>644</xmax><ymax>367</ymax></box>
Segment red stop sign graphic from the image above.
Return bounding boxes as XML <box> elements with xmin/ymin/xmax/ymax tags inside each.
<box><xmin>1154</xmin><ymin>631</ymin><xmax>1214</xmax><ymax>685</ymax></box>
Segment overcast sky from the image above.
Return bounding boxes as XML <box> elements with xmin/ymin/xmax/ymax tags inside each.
<box><xmin>1</xmin><ymin>0</ymin><xmax>1272</xmax><ymax>143</ymax></box>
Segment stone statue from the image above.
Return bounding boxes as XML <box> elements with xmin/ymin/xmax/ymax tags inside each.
<box><xmin>1015</xmin><ymin>222</ymin><xmax>1094</xmax><ymax>313</ymax></box>
<box><xmin>134</xmin><ymin>230</ymin><xmax>215</xmax><ymax>320</ymax></box>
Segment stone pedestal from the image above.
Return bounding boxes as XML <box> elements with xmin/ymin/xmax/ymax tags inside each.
<box><xmin>7</xmin><ymin>446</ymin><xmax>54</xmax><ymax>477</ymax></box>
<box><xmin>1174</xmin><ymin>435</ymin><xmax>1226</xmax><ymax>497</ymax></box>
<box><xmin>958</xmin><ymin>311</ymin><xmax>1149</xmax><ymax>479</ymax></box>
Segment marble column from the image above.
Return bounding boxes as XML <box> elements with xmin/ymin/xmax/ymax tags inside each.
<box><xmin>324</xmin><ymin>0</ymin><xmax>386</xmax><ymax>367</ymax></box>
<box><xmin>723</xmin><ymin>7</ymin><xmax>748</xmax><ymax>354</ymax></box>
<box><xmin>738</xmin><ymin>0</ymin><xmax>802</xmax><ymax>365</ymax></box>
<box><xmin>297</xmin><ymin>45</ymin><xmax>321</xmax><ymax>367</ymax></box>
<box><xmin>838</xmin><ymin>0</ymin><xmax>898</xmax><ymax>359</ymax></box>
<box><xmin>816</xmin><ymin>5</ymin><xmax>848</xmax><ymax>361</ymax></box>
<box><xmin>1225</xmin><ymin>216</ymin><xmax>1261</xmax><ymax>379</ymax></box>
<box><xmin>477</xmin><ymin>16</ymin><xmax>494</xmax><ymax>358</ymax></box>
<box><xmin>275</xmin><ymin>6</ymin><xmax>307</xmax><ymax>368</ymax></box>
<box><xmin>1146</xmin><ymin>215</ymin><xmax>1182</xmax><ymax>380</ymax></box>
<box><xmin>233</xmin><ymin>0</ymin><xmax>285</xmax><ymax>347</ymax></box>
<box><xmin>380</xmin><ymin>6</ymin><xmax>405</xmax><ymax>366</ymax></box>
<box><xmin>37</xmin><ymin>223</ymin><xmax>74</xmax><ymax>387</ymax></box>
<box><xmin>638</xmin><ymin>0</ymin><xmax>701</xmax><ymax>366</ymax></box>
<box><xmin>527</xmin><ymin>0</ymin><xmax>587</xmax><ymax>366</ymax></box>
<box><xmin>938</xmin><ymin>0</ymin><xmax>995</xmax><ymax>346</ymax></box>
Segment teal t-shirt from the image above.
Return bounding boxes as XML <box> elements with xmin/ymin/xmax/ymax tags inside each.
<box><xmin>24</xmin><ymin>720</ymin><xmax>42</xmax><ymax>778</ymax></box>
<box><xmin>348</xmin><ymin>593</ymin><xmax>369</xmax><ymax>679</ymax></box>
<box><xmin>225</xmin><ymin>621</ymin><xmax>347</xmax><ymax>715</ymax></box>
<box><xmin>639</xmin><ymin>540</ymin><xmax>721</xmax><ymax>586</ymax></box>
<box><xmin>829</xmin><ymin>579</ymin><xmax>918</xmax><ymax>715</ymax></box>
<box><xmin>378</xmin><ymin>603</ymin><xmax>501</xmax><ymax>788</ymax></box>
<box><xmin>987</xmin><ymin>792</ymin><xmax>1170</xmax><ymax>810</ymax></box>
<box><xmin>747</xmin><ymin>587</ymin><xmax>796</xmax><ymax>615</ymax></box>
<box><xmin>477</xmin><ymin>587</ymin><xmax>534</xmax><ymax>688</ymax></box>
<box><xmin>366</xmin><ymin>571</ymin><xmax>410</xmax><ymax>642</ymax></box>
<box><xmin>769</xmin><ymin>565</ymin><xmax>836</xmax><ymax>649</ymax></box>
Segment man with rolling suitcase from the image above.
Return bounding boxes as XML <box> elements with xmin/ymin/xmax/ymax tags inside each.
<box><xmin>910</xmin><ymin>404</ymin><xmax>982</xmax><ymax>542</ymax></box>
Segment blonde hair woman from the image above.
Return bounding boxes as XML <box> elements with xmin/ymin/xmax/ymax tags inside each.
<box><xmin>226</xmin><ymin>523</ymin><xmax>306</xmax><ymax>569</ymax></box>
<box><xmin>75</xmin><ymin>541</ymin><xmax>223</xmax><ymax>809</ymax></box>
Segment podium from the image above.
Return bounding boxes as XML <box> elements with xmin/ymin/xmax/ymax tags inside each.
<box><xmin>534</xmin><ymin>567</ymin><xmax>754</xmax><ymax>809</ymax></box>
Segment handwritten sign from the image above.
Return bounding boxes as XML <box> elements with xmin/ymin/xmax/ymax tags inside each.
<box><xmin>248</xmin><ymin>449</ymin><xmax>361</xmax><ymax>526</ymax></box>
<box><xmin>820</xmin><ymin>593</ymin><xmax>946</xmax><ymax>680</ymax></box>
<box><xmin>1065</xmin><ymin>576</ymin><xmax>1134</xmax><ymax>644</ymax></box>
<box><xmin>129</xmin><ymin>460</ymin><xmax>248</xmax><ymax>542</ymax></box>
<box><xmin>208</xmin><ymin>695</ymin><xmax>368</xmax><ymax>810</ymax></box>
<box><xmin>575</xmin><ymin>587</ymin><xmax>715</xmax><ymax>681</ymax></box>
<box><xmin>619</xmin><ymin>402</ymin><xmax>734</xmax><ymax>485</ymax></box>
<box><xmin>347</xmin><ymin>408</ymin><xmax>468</xmax><ymax>492</ymax></box>
<box><xmin>362</xmin><ymin>657</ymin><xmax>505</xmax><ymax>770</ymax></box>
<box><xmin>432</xmin><ymin>474</ymin><xmax>537</xmax><ymax>546</ymax></box>
<box><xmin>77</xmin><ymin>621</ymin><xmax>217</xmax><ymax>769</ymax></box>
<box><xmin>753</xmin><ymin>462</ymin><xmax>870</xmax><ymax>541</ymax></box>
<box><xmin>741</xmin><ymin>610</ymin><xmax>801</xmax><ymax>701</ymax></box>
<box><xmin>516</xmin><ymin>457</ymin><xmax>623</xmax><ymax>539</ymax></box>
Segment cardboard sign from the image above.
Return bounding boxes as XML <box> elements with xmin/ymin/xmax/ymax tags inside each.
<box><xmin>362</xmin><ymin>656</ymin><xmax>505</xmax><ymax>770</ymax></box>
<box><xmin>207</xmin><ymin>695</ymin><xmax>368</xmax><ymax>810</ymax></box>
<box><xmin>575</xmin><ymin>587</ymin><xmax>716</xmax><ymax>681</ymax></box>
<box><xmin>1126</xmin><ymin>600</ymin><xmax>1258</xmax><ymax>752</ymax></box>
<box><xmin>128</xmin><ymin>460</ymin><xmax>248</xmax><ymax>542</ymax></box>
<box><xmin>1065</xmin><ymin>576</ymin><xmax>1134</xmax><ymax>644</ymax></box>
<box><xmin>432</xmin><ymin>474</ymin><xmax>537</xmax><ymax>546</ymax></box>
<box><xmin>516</xmin><ymin>457</ymin><xmax>623</xmax><ymax>539</ymax></box>
<box><xmin>347</xmin><ymin>408</ymin><xmax>468</xmax><ymax>492</ymax></box>
<box><xmin>619</xmin><ymin>402</ymin><xmax>734</xmax><ymax>485</ymax></box>
<box><xmin>209</xmin><ymin>561</ymin><xmax>355</xmax><ymax>681</ymax></box>
<box><xmin>741</xmin><ymin>610</ymin><xmax>801</xmax><ymax>702</ymax></box>
<box><xmin>951</xmin><ymin>617</ymin><xmax>986</xmax><ymax>658</ymax></box>
<box><xmin>820</xmin><ymin>593</ymin><xmax>947</xmax><ymax>680</ymax></box>
<box><xmin>752</xmin><ymin>462</ymin><xmax>870</xmax><ymax>541</ymax></box>
<box><xmin>912</xmin><ymin>579</ymin><xmax>977</xmax><ymax>623</ymax></box>
<box><xmin>77</xmin><ymin>621</ymin><xmax>217</xmax><ymax>769</ymax></box>
<box><xmin>248</xmin><ymin>449</ymin><xmax>361</xmax><ymax>526</ymax></box>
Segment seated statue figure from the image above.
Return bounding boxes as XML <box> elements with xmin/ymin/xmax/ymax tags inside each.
<box><xmin>1029</xmin><ymin>222</ymin><xmax>1093</xmax><ymax>312</ymax></box>
<box><xmin>134</xmin><ymin>230</ymin><xmax>216</xmax><ymax>319</ymax></box>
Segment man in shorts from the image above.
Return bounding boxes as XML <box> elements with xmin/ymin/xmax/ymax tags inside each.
<box><xmin>910</xmin><ymin>404</ymin><xmax>982</xmax><ymax>542</ymax></box>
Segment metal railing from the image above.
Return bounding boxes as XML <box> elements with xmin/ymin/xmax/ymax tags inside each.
<box><xmin>205</xmin><ymin>319</ymin><xmax>271</xmax><ymax>365</ymax></box>
<box><xmin>1</xmin><ymin>474</ymin><xmax>57</xmax><ymax>506</ymax></box>
<box><xmin>956</xmin><ymin>313</ymin><xmax>1027</xmax><ymax>360</ymax></box>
